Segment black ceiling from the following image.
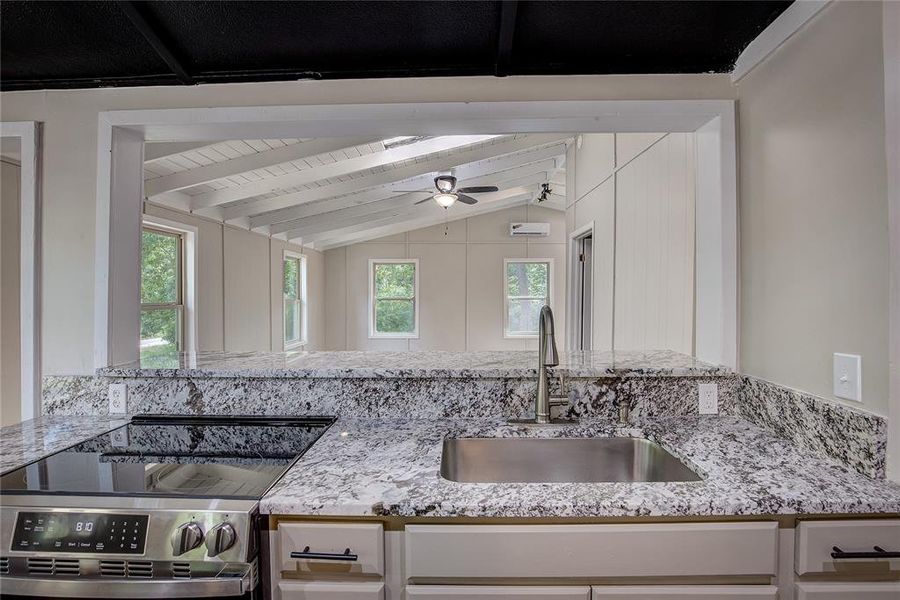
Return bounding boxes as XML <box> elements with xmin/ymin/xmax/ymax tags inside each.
<box><xmin>0</xmin><ymin>1</ymin><xmax>793</xmax><ymax>92</ymax></box>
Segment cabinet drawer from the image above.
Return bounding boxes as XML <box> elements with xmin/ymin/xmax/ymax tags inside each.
<box><xmin>795</xmin><ymin>582</ymin><xmax>900</xmax><ymax>600</ymax></box>
<box><xmin>591</xmin><ymin>586</ymin><xmax>778</xmax><ymax>599</ymax></box>
<box><xmin>278</xmin><ymin>522</ymin><xmax>384</xmax><ymax>576</ymax></box>
<box><xmin>407</xmin><ymin>586</ymin><xmax>590</xmax><ymax>599</ymax></box>
<box><xmin>795</xmin><ymin>519</ymin><xmax>900</xmax><ymax>575</ymax></box>
<box><xmin>405</xmin><ymin>523</ymin><xmax>778</xmax><ymax>580</ymax></box>
<box><xmin>278</xmin><ymin>581</ymin><xmax>384</xmax><ymax>600</ymax></box>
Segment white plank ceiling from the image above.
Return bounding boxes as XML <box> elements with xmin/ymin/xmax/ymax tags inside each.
<box><xmin>143</xmin><ymin>134</ymin><xmax>571</xmax><ymax>250</ymax></box>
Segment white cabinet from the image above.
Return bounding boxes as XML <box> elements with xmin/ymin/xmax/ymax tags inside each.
<box><xmin>794</xmin><ymin>582</ymin><xmax>900</xmax><ymax>599</ymax></box>
<box><xmin>278</xmin><ymin>580</ymin><xmax>385</xmax><ymax>600</ymax></box>
<box><xmin>278</xmin><ymin>522</ymin><xmax>385</xmax><ymax>576</ymax></box>
<box><xmin>591</xmin><ymin>586</ymin><xmax>778</xmax><ymax>599</ymax></box>
<box><xmin>405</xmin><ymin>523</ymin><xmax>779</xmax><ymax>580</ymax></box>
<box><xmin>406</xmin><ymin>586</ymin><xmax>591</xmax><ymax>599</ymax></box>
<box><xmin>795</xmin><ymin>519</ymin><xmax>900</xmax><ymax>575</ymax></box>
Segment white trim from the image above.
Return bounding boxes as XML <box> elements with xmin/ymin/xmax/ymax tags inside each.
<box><xmin>567</xmin><ymin>222</ymin><xmax>595</xmax><ymax>352</ymax></box>
<box><xmin>0</xmin><ymin>121</ymin><xmax>41</xmax><ymax>420</ymax></box>
<box><xmin>282</xmin><ymin>250</ymin><xmax>308</xmax><ymax>350</ymax></box>
<box><xmin>695</xmin><ymin>113</ymin><xmax>738</xmax><ymax>370</ymax></box>
<box><xmin>95</xmin><ymin>100</ymin><xmax>738</xmax><ymax>368</ymax></box>
<box><xmin>368</xmin><ymin>258</ymin><xmax>420</xmax><ymax>339</ymax></box>
<box><xmin>141</xmin><ymin>213</ymin><xmax>199</xmax><ymax>354</ymax></box>
<box><xmin>503</xmin><ymin>258</ymin><xmax>554</xmax><ymax>339</ymax></box>
<box><xmin>732</xmin><ymin>1</ymin><xmax>831</xmax><ymax>82</ymax></box>
<box><xmin>884</xmin><ymin>0</ymin><xmax>900</xmax><ymax>482</ymax></box>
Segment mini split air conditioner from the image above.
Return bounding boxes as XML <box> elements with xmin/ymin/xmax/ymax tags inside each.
<box><xmin>509</xmin><ymin>222</ymin><xmax>551</xmax><ymax>237</ymax></box>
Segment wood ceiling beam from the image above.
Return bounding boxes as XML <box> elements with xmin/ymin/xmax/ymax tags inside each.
<box><xmin>241</xmin><ymin>135</ymin><xmax>569</xmax><ymax>226</ymax></box>
<box><xmin>187</xmin><ymin>134</ymin><xmax>495</xmax><ymax>209</ymax></box>
<box><xmin>119</xmin><ymin>1</ymin><xmax>193</xmax><ymax>85</ymax></box>
<box><xmin>144</xmin><ymin>142</ymin><xmax>213</xmax><ymax>163</ymax></box>
<box><xmin>148</xmin><ymin>136</ymin><xmax>380</xmax><ymax>201</ymax></box>
<box><xmin>495</xmin><ymin>1</ymin><xmax>519</xmax><ymax>77</ymax></box>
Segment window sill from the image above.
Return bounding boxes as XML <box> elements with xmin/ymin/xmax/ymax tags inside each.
<box><xmin>368</xmin><ymin>334</ymin><xmax>419</xmax><ymax>340</ymax></box>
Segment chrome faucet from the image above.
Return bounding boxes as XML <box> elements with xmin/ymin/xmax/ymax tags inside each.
<box><xmin>534</xmin><ymin>305</ymin><xmax>559</xmax><ymax>424</ymax></box>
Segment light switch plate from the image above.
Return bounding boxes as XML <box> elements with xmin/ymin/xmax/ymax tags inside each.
<box><xmin>108</xmin><ymin>383</ymin><xmax>127</xmax><ymax>414</ymax></box>
<box><xmin>833</xmin><ymin>353</ymin><xmax>862</xmax><ymax>402</ymax></box>
<box><xmin>698</xmin><ymin>383</ymin><xmax>718</xmax><ymax>415</ymax></box>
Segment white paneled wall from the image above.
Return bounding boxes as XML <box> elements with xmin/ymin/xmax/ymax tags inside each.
<box><xmin>324</xmin><ymin>206</ymin><xmax>567</xmax><ymax>351</ymax></box>
<box><xmin>614</xmin><ymin>134</ymin><xmax>695</xmax><ymax>354</ymax></box>
<box><xmin>568</xmin><ymin>132</ymin><xmax>696</xmax><ymax>355</ymax></box>
<box><xmin>143</xmin><ymin>204</ymin><xmax>325</xmax><ymax>352</ymax></box>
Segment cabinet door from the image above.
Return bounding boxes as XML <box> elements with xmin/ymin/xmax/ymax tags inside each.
<box><xmin>278</xmin><ymin>522</ymin><xmax>385</xmax><ymax>576</ymax></box>
<box><xmin>406</xmin><ymin>523</ymin><xmax>778</xmax><ymax>579</ymax></box>
<box><xmin>591</xmin><ymin>586</ymin><xmax>778</xmax><ymax>599</ymax></box>
<box><xmin>278</xmin><ymin>580</ymin><xmax>384</xmax><ymax>600</ymax></box>
<box><xmin>407</xmin><ymin>586</ymin><xmax>591</xmax><ymax>599</ymax></box>
<box><xmin>795</xmin><ymin>582</ymin><xmax>900</xmax><ymax>599</ymax></box>
<box><xmin>795</xmin><ymin>519</ymin><xmax>900</xmax><ymax>575</ymax></box>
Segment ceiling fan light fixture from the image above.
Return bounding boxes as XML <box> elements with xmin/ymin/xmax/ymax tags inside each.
<box><xmin>433</xmin><ymin>192</ymin><xmax>458</xmax><ymax>208</ymax></box>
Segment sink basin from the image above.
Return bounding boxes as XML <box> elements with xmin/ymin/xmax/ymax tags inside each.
<box><xmin>440</xmin><ymin>437</ymin><xmax>702</xmax><ymax>483</ymax></box>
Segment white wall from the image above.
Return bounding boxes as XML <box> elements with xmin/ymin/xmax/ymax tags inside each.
<box><xmin>567</xmin><ymin>132</ymin><xmax>696</xmax><ymax>354</ymax></box>
<box><xmin>1</xmin><ymin>159</ymin><xmax>21</xmax><ymax>426</ymax></box>
<box><xmin>143</xmin><ymin>204</ymin><xmax>325</xmax><ymax>353</ymax></box>
<box><xmin>0</xmin><ymin>74</ymin><xmax>734</xmax><ymax>375</ymax></box>
<box><xmin>324</xmin><ymin>206</ymin><xmax>567</xmax><ymax>351</ymax></box>
<box><xmin>737</xmin><ymin>1</ymin><xmax>890</xmax><ymax>416</ymax></box>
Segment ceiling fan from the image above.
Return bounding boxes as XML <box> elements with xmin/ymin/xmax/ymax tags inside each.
<box><xmin>409</xmin><ymin>175</ymin><xmax>499</xmax><ymax>209</ymax></box>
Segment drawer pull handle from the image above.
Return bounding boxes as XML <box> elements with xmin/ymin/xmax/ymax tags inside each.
<box><xmin>831</xmin><ymin>545</ymin><xmax>900</xmax><ymax>559</ymax></box>
<box><xmin>290</xmin><ymin>546</ymin><xmax>358</xmax><ymax>561</ymax></box>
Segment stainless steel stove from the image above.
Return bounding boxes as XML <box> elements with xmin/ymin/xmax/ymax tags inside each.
<box><xmin>0</xmin><ymin>415</ymin><xmax>334</xmax><ymax>599</ymax></box>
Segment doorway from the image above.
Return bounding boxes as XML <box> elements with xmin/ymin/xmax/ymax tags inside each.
<box><xmin>570</xmin><ymin>225</ymin><xmax>594</xmax><ymax>353</ymax></box>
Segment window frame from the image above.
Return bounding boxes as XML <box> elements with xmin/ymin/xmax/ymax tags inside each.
<box><xmin>368</xmin><ymin>258</ymin><xmax>420</xmax><ymax>339</ymax></box>
<box><xmin>283</xmin><ymin>250</ymin><xmax>308</xmax><ymax>350</ymax></box>
<box><xmin>140</xmin><ymin>225</ymin><xmax>185</xmax><ymax>355</ymax></box>
<box><xmin>503</xmin><ymin>258</ymin><xmax>554</xmax><ymax>339</ymax></box>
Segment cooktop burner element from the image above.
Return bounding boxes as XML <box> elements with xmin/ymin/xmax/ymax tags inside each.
<box><xmin>0</xmin><ymin>415</ymin><xmax>335</xmax><ymax>599</ymax></box>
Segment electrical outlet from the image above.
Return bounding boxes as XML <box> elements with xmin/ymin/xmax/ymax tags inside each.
<box><xmin>108</xmin><ymin>383</ymin><xmax>127</xmax><ymax>414</ymax></box>
<box><xmin>698</xmin><ymin>383</ymin><xmax>718</xmax><ymax>415</ymax></box>
<box><xmin>833</xmin><ymin>353</ymin><xmax>862</xmax><ymax>402</ymax></box>
<box><xmin>110</xmin><ymin>428</ymin><xmax>129</xmax><ymax>447</ymax></box>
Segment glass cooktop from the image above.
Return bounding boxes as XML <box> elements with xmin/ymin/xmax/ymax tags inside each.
<box><xmin>0</xmin><ymin>415</ymin><xmax>334</xmax><ymax>499</ymax></box>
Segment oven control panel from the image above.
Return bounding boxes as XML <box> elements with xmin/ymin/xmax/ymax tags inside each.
<box><xmin>11</xmin><ymin>512</ymin><xmax>149</xmax><ymax>554</ymax></box>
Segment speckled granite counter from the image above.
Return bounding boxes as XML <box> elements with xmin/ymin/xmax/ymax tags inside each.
<box><xmin>96</xmin><ymin>349</ymin><xmax>729</xmax><ymax>379</ymax></box>
<box><xmin>260</xmin><ymin>416</ymin><xmax>900</xmax><ymax>518</ymax></box>
<box><xmin>0</xmin><ymin>415</ymin><xmax>129</xmax><ymax>473</ymax></box>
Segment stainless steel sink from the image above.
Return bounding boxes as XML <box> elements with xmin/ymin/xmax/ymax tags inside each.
<box><xmin>440</xmin><ymin>437</ymin><xmax>702</xmax><ymax>483</ymax></box>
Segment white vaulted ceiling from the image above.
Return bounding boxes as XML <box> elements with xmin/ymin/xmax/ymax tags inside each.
<box><xmin>143</xmin><ymin>134</ymin><xmax>571</xmax><ymax>250</ymax></box>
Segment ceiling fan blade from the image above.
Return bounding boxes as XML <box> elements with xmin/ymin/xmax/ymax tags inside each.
<box><xmin>456</xmin><ymin>194</ymin><xmax>478</xmax><ymax>205</ymax></box>
<box><xmin>414</xmin><ymin>196</ymin><xmax>434</xmax><ymax>205</ymax></box>
<box><xmin>457</xmin><ymin>185</ymin><xmax>499</xmax><ymax>194</ymax></box>
<box><xmin>394</xmin><ymin>189</ymin><xmax>433</xmax><ymax>193</ymax></box>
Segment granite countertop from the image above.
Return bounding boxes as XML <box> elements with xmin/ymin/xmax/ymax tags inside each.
<box><xmin>97</xmin><ymin>349</ymin><xmax>730</xmax><ymax>379</ymax></box>
<box><xmin>260</xmin><ymin>416</ymin><xmax>900</xmax><ymax>518</ymax></box>
<box><xmin>0</xmin><ymin>415</ymin><xmax>130</xmax><ymax>473</ymax></box>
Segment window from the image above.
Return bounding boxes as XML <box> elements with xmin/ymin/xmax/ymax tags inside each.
<box><xmin>504</xmin><ymin>259</ymin><xmax>552</xmax><ymax>337</ymax></box>
<box><xmin>140</xmin><ymin>227</ymin><xmax>184</xmax><ymax>361</ymax></box>
<box><xmin>283</xmin><ymin>252</ymin><xmax>307</xmax><ymax>348</ymax></box>
<box><xmin>369</xmin><ymin>259</ymin><xmax>419</xmax><ymax>338</ymax></box>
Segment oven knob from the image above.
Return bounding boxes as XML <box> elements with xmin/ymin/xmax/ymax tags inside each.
<box><xmin>171</xmin><ymin>522</ymin><xmax>204</xmax><ymax>556</ymax></box>
<box><xmin>206</xmin><ymin>522</ymin><xmax>237</xmax><ymax>557</ymax></box>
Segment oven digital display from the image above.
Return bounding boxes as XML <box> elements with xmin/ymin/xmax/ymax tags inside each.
<box><xmin>11</xmin><ymin>512</ymin><xmax>149</xmax><ymax>554</ymax></box>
